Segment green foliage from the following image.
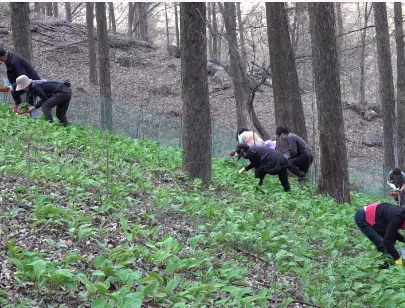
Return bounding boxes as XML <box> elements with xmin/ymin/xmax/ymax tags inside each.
<box><xmin>0</xmin><ymin>103</ymin><xmax>401</xmax><ymax>307</ymax></box>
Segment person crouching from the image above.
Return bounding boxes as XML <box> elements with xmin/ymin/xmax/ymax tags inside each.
<box><xmin>15</xmin><ymin>75</ymin><xmax>72</xmax><ymax>126</ymax></box>
<box><xmin>236</xmin><ymin>143</ymin><xmax>291</xmax><ymax>192</ymax></box>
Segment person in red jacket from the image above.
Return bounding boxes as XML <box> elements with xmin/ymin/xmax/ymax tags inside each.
<box><xmin>354</xmin><ymin>202</ymin><xmax>405</xmax><ymax>265</ymax></box>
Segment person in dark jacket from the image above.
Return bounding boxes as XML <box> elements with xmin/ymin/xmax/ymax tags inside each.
<box><xmin>354</xmin><ymin>202</ymin><xmax>405</xmax><ymax>266</ymax></box>
<box><xmin>276</xmin><ymin>126</ymin><xmax>313</xmax><ymax>184</ymax></box>
<box><xmin>0</xmin><ymin>47</ymin><xmax>41</xmax><ymax>106</ymax></box>
<box><xmin>15</xmin><ymin>75</ymin><xmax>71</xmax><ymax>126</ymax></box>
<box><xmin>236</xmin><ymin>143</ymin><xmax>293</xmax><ymax>191</ymax></box>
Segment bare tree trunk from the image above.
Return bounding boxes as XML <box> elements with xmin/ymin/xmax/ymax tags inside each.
<box><xmin>86</xmin><ymin>2</ymin><xmax>98</xmax><ymax>85</ymax></box>
<box><xmin>221</xmin><ymin>2</ymin><xmax>248</xmax><ymax>130</ymax></box>
<box><xmin>34</xmin><ymin>3</ymin><xmax>40</xmax><ymax>13</ymax></box>
<box><xmin>127</xmin><ymin>2</ymin><xmax>134</xmax><ymax>37</ymax></box>
<box><xmin>65</xmin><ymin>2</ymin><xmax>72</xmax><ymax>22</ymax></box>
<box><xmin>207</xmin><ymin>2</ymin><xmax>213</xmax><ymax>59</ymax></box>
<box><xmin>10</xmin><ymin>2</ymin><xmax>32</xmax><ymax>64</ymax></box>
<box><xmin>395</xmin><ymin>2</ymin><xmax>405</xmax><ymax>168</ymax></box>
<box><xmin>96</xmin><ymin>2</ymin><xmax>113</xmax><ymax>132</ymax></box>
<box><xmin>236</xmin><ymin>2</ymin><xmax>247</xmax><ymax>72</ymax></box>
<box><xmin>164</xmin><ymin>3</ymin><xmax>170</xmax><ymax>52</ymax></box>
<box><xmin>46</xmin><ymin>3</ymin><xmax>53</xmax><ymax>16</ymax></box>
<box><xmin>308</xmin><ymin>2</ymin><xmax>351</xmax><ymax>204</ymax></box>
<box><xmin>41</xmin><ymin>3</ymin><xmax>45</xmax><ymax>15</ymax></box>
<box><xmin>212</xmin><ymin>2</ymin><xmax>218</xmax><ymax>61</ymax></box>
<box><xmin>335</xmin><ymin>3</ymin><xmax>343</xmax><ymax>54</ymax></box>
<box><xmin>359</xmin><ymin>3</ymin><xmax>372</xmax><ymax>104</ymax></box>
<box><xmin>174</xmin><ymin>2</ymin><xmax>180</xmax><ymax>47</ymax></box>
<box><xmin>53</xmin><ymin>2</ymin><xmax>58</xmax><ymax>18</ymax></box>
<box><xmin>266</xmin><ymin>2</ymin><xmax>307</xmax><ymax>141</ymax></box>
<box><xmin>218</xmin><ymin>18</ymin><xmax>224</xmax><ymax>62</ymax></box>
<box><xmin>108</xmin><ymin>3</ymin><xmax>116</xmax><ymax>33</ymax></box>
<box><xmin>180</xmin><ymin>2</ymin><xmax>212</xmax><ymax>185</ymax></box>
<box><xmin>133</xmin><ymin>3</ymin><xmax>140</xmax><ymax>38</ymax></box>
<box><xmin>139</xmin><ymin>3</ymin><xmax>148</xmax><ymax>42</ymax></box>
<box><xmin>374</xmin><ymin>2</ymin><xmax>396</xmax><ymax>170</ymax></box>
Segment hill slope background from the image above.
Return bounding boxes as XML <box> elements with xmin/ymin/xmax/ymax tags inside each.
<box><xmin>0</xmin><ymin>7</ymin><xmax>386</xmax><ymax>195</ymax></box>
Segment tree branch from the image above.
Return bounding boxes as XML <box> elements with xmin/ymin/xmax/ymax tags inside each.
<box><xmin>336</xmin><ymin>25</ymin><xmax>375</xmax><ymax>38</ymax></box>
<box><xmin>130</xmin><ymin>3</ymin><xmax>161</xmax><ymax>36</ymax></box>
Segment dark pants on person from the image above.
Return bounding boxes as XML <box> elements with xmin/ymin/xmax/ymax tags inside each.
<box><xmin>289</xmin><ymin>153</ymin><xmax>313</xmax><ymax>177</ymax></box>
<box><xmin>354</xmin><ymin>207</ymin><xmax>386</xmax><ymax>254</ymax></box>
<box><xmin>42</xmin><ymin>85</ymin><xmax>71</xmax><ymax>125</ymax></box>
<box><xmin>256</xmin><ymin>166</ymin><xmax>290</xmax><ymax>192</ymax></box>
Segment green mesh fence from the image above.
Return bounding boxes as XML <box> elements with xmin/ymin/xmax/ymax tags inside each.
<box><xmin>0</xmin><ymin>94</ymin><xmax>391</xmax><ymax>199</ymax></box>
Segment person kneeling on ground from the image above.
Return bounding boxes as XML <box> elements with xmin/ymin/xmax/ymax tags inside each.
<box><xmin>354</xmin><ymin>202</ymin><xmax>405</xmax><ymax>266</ymax></box>
<box><xmin>15</xmin><ymin>75</ymin><xmax>72</xmax><ymax>126</ymax></box>
<box><xmin>387</xmin><ymin>168</ymin><xmax>405</xmax><ymax>205</ymax></box>
<box><xmin>236</xmin><ymin>143</ymin><xmax>291</xmax><ymax>192</ymax></box>
<box><xmin>237</xmin><ymin>128</ymin><xmax>265</xmax><ymax>147</ymax></box>
<box><xmin>276</xmin><ymin>126</ymin><xmax>313</xmax><ymax>185</ymax></box>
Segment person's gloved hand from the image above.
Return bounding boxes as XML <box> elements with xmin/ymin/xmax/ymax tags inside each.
<box><xmin>395</xmin><ymin>258</ymin><xmax>403</xmax><ymax>266</ymax></box>
<box><xmin>8</xmin><ymin>85</ymin><xmax>13</xmax><ymax>92</ymax></box>
<box><xmin>28</xmin><ymin>106</ymin><xmax>36</xmax><ymax>113</ymax></box>
<box><xmin>238</xmin><ymin>167</ymin><xmax>245</xmax><ymax>174</ymax></box>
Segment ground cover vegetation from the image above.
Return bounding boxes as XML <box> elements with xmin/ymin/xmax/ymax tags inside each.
<box><xmin>0</xmin><ymin>103</ymin><xmax>404</xmax><ymax>308</ymax></box>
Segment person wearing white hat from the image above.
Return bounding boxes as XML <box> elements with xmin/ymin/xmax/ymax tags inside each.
<box><xmin>16</xmin><ymin>75</ymin><xmax>72</xmax><ymax>126</ymax></box>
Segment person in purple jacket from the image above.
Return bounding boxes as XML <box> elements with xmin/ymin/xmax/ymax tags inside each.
<box><xmin>276</xmin><ymin>126</ymin><xmax>313</xmax><ymax>185</ymax></box>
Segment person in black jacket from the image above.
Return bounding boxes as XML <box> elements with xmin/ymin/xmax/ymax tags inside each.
<box><xmin>354</xmin><ymin>202</ymin><xmax>405</xmax><ymax>266</ymax></box>
<box><xmin>0</xmin><ymin>47</ymin><xmax>41</xmax><ymax>106</ymax></box>
<box><xmin>236</xmin><ymin>143</ymin><xmax>292</xmax><ymax>191</ymax></box>
<box><xmin>15</xmin><ymin>75</ymin><xmax>72</xmax><ymax>126</ymax></box>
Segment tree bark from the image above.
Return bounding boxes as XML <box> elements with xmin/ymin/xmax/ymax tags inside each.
<box><xmin>308</xmin><ymin>2</ymin><xmax>351</xmax><ymax>204</ymax></box>
<box><xmin>53</xmin><ymin>2</ymin><xmax>58</xmax><ymax>18</ymax></box>
<box><xmin>127</xmin><ymin>2</ymin><xmax>134</xmax><ymax>37</ymax></box>
<box><xmin>395</xmin><ymin>2</ymin><xmax>405</xmax><ymax>169</ymax></box>
<box><xmin>180</xmin><ymin>2</ymin><xmax>212</xmax><ymax>185</ymax></box>
<box><xmin>108</xmin><ymin>2</ymin><xmax>116</xmax><ymax>33</ymax></box>
<box><xmin>96</xmin><ymin>2</ymin><xmax>113</xmax><ymax>132</ymax></box>
<box><xmin>165</xmin><ymin>3</ymin><xmax>170</xmax><ymax>52</ymax></box>
<box><xmin>222</xmin><ymin>2</ymin><xmax>248</xmax><ymax>130</ymax></box>
<box><xmin>86</xmin><ymin>2</ymin><xmax>98</xmax><ymax>85</ymax></box>
<box><xmin>10</xmin><ymin>2</ymin><xmax>32</xmax><ymax>64</ymax></box>
<box><xmin>138</xmin><ymin>3</ymin><xmax>149</xmax><ymax>42</ymax></box>
<box><xmin>374</xmin><ymin>2</ymin><xmax>396</xmax><ymax>170</ymax></box>
<box><xmin>236</xmin><ymin>2</ymin><xmax>247</xmax><ymax>72</ymax></box>
<box><xmin>41</xmin><ymin>3</ymin><xmax>45</xmax><ymax>15</ymax></box>
<box><xmin>65</xmin><ymin>2</ymin><xmax>72</xmax><ymax>22</ymax></box>
<box><xmin>46</xmin><ymin>3</ymin><xmax>53</xmax><ymax>16</ymax></box>
<box><xmin>266</xmin><ymin>2</ymin><xmax>307</xmax><ymax>141</ymax></box>
<box><xmin>359</xmin><ymin>3</ymin><xmax>372</xmax><ymax>105</ymax></box>
<box><xmin>212</xmin><ymin>3</ymin><xmax>218</xmax><ymax>61</ymax></box>
<box><xmin>174</xmin><ymin>2</ymin><xmax>180</xmax><ymax>47</ymax></box>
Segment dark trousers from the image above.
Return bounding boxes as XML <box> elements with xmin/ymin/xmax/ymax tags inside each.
<box><xmin>354</xmin><ymin>208</ymin><xmax>386</xmax><ymax>254</ymax></box>
<box><xmin>42</xmin><ymin>85</ymin><xmax>71</xmax><ymax>125</ymax></box>
<box><xmin>289</xmin><ymin>153</ymin><xmax>313</xmax><ymax>177</ymax></box>
<box><xmin>264</xmin><ymin>167</ymin><xmax>290</xmax><ymax>192</ymax></box>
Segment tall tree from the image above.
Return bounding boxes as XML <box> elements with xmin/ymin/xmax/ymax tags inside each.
<box><xmin>207</xmin><ymin>2</ymin><xmax>213</xmax><ymax>58</ymax></box>
<box><xmin>221</xmin><ymin>2</ymin><xmax>248</xmax><ymax>130</ymax></box>
<box><xmin>395</xmin><ymin>2</ymin><xmax>405</xmax><ymax>168</ymax></box>
<box><xmin>65</xmin><ymin>2</ymin><xmax>72</xmax><ymax>22</ymax></box>
<box><xmin>359</xmin><ymin>3</ymin><xmax>372</xmax><ymax>104</ymax></box>
<box><xmin>212</xmin><ymin>3</ymin><xmax>218</xmax><ymax>61</ymax></box>
<box><xmin>127</xmin><ymin>2</ymin><xmax>134</xmax><ymax>37</ymax></box>
<box><xmin>138</xmin><ymin>3</ymin><xmax>149</xmax><ymax>42</ymax></box>
<box><xmin>180</xmin><ymin>2</ymin><xmax>212</xmax><ymax>185</ymax></box>
<box><xmin>96</xmin><ymin>2</ymin><xmax>113</xmax><ymax>132</ymax></box>
<box><xmin>174</xmin><ymin>2</ymin><xmax>180</xmax><ymax>47</ymax></box>
<box><xmin>10</xmin><ymin>2</ymin><xmax>32</xmax><ymax>64</ymax></box>
<box><xmin>34</xmin><ymin>3</ymin><xmax>40</xmax><ymax>13</ymax></box>
<box><xmin>53</xmin><ymin>2</ymin><xmax>58</xmax><ymax>18</ymax></box>
<box><xmin>308</xmin><ymin>2</ymin><xmax>351</xmax><ymax>204</ymax></box>
<box><xmin>108</xmin><ymin>3</ymin><xmax>116</xmax><ymax>33</ymax></box>
<box><xmin>46</xmin><ymin>3</ymin><xmax>53</xmax><ymax>16</ymax></box>
<box><xmin>236</xmin><ymin>2</ymin><xmax>247</xmax><ymax>72</ymax></box>
<box><xmin>374</xmin><ymin>3</ymin><xmax>396</xmax><ymax>170</ymax></box>
<box><xmin>164</xmin><ymin>3</ymin><xmax>170</xmax><ymax>52</ymax></box>
<box><xmin>266</xmin><ymin>2</ymin><xmax>307</xmax><ymax>141</ymax></box>
<box><xmin>86</xmin><ymin>2</ymin><xmax>98</xmax><ymax>85</ymax></box>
